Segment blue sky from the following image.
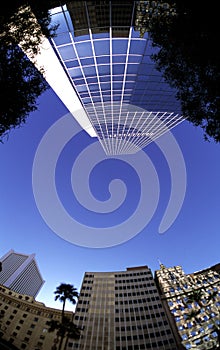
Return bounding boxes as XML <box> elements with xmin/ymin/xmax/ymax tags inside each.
<box><xmin>0</xmin><ymin>86</ymin><xmax>220</xmax><ymax>312</ymax></box>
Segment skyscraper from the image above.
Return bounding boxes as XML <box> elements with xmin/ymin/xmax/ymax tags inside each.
<box><xmin>0</xmin><ymin>249</ymin><xmax>45</xmax><ymax>297</ymax></box>
<box><xmin>70</xmin><ymin>265</ymin><xmax>178</xmax><ymax>349</ymax></box>
<box><xmin>31</xmin><ymin>0</ymin><xmax>184</xmax><ymax>155</ymax></box>
<box><xmin>155</xmin><ymin>263</ymin><xmax>220</xmax><ymax>350</ymax></box>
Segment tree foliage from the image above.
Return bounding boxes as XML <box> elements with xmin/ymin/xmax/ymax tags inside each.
<box><xmin>184</xmin><ymin>287</ymin><xmax>220</xmax><ymax>349</ymax></box>
<box><xmin>141</xmin><ymin>0</ymin><xmax>220</xmax><ymax>142</ymax></box>
<box><xmin>48</xmin><ymin>316</ymin><xmax>80</xmax><ymax>339</ymax></box>
<box><xmin>0</xmin><ymin>1</ymin><xmax>57</xmax><ymax>142</ymax></box>
<box><xmin>50</xmin><ymin>283</ymin><xmax>80</xmax><ymax>350</ymax></box>
<box><xmin>54</xmin><ymin>283</ymin><xmax>79</xmax><ymax>317</ymax></box>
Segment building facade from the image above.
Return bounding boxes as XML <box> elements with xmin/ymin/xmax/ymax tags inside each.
<box><xmin>0</xmin><ymin>283</ymin><xmax>73</xmax><ymax>350</ymax></box>
<box><xmin>0</xmin><ymin>250</ymin><xmax>45</xmax><ymax>298</ymax></box>
<box><xmin>69</xmin><ymin>266</ymin><xmax>178</xmax><ymax>350</ymax></box>
<box><xmin>0</xmin><ymin>262</ymin><xmax>219</xmax><ymax>349</ymax></box>
<box><xmin>155</xmin><ymin>263</ymin><xmax>220</xmax><ymax>350</ymax></box>
<box><xmin>31</xmin><ymin>0</ymin><xmax>185</xmax><ymax>155</ymax></box>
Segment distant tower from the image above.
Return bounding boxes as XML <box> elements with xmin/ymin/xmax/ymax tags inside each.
<box><xmin>0</xmin><ymin>249</ymin><xmax>45</xmax><ymax>297</ymax></box>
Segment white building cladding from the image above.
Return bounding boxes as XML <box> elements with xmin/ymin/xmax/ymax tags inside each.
<box><xmin>33</xmin><ymin>0</ymin><xmax>185</xmax><ymax>155</ymax></box>
<box><xmin>70</xmin><ymin>266</ymin><xmax>178</xmax><ymax>350</ymax></box>
<box><xmin>0</xmin><ymin>249</ymin><xmax>45</xmax><ymax>297</ymax></box>
<box><xmin>155</xmin><ymin>264</ymin><xmax>220</xmax><ymax>350</ymax></box>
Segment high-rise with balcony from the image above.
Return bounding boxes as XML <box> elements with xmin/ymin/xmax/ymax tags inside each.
<box><xmin>70</xmin><ymin>265</ymin><xmax>178</xmax><ymax>350</ymax></box>
<box><xmin>31</xmin><ymin>0</ymin><xmax>185</xmax><ymax>155</ymax></box>
<box><xmin>0</xmin><ymin>249</ymin><xmax>45</xmax><ymax>297</ymax></box>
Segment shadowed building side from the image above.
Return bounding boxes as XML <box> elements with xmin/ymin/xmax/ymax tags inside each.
<box><xmin>70</xmin><ymin>266</ymin><xmax>178</xmax><ymax>349</ymax></box>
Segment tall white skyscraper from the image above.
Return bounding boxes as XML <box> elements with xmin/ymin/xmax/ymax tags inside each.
<box><xmin>31</xmin><ymin>0</ymin><xmax>185</xmax><ymax>155</ymax></box>
<box><xmin>0</xmin><ymin>249</ymin><xmax>45</xmax><ymax>297</ymax></box>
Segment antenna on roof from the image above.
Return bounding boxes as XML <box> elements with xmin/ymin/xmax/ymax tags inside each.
<box><xmin>157</xmin><ymin>258</ymin><xmax>165</xmax><ymax>269</ymax></box>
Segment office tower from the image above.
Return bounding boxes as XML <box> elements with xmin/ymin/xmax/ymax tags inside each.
<box><xmin>0</xmin><ymin>249</ymin><xmax>45</xmax><ymax>297</ymax></box>
<box><xmin>155</xmin><ymin>263</ymin><xmax>220</xmax><ymax>350</ymax></box>
<box><xmin>0</xmin><ymin>284</ymin><xmax>73</xmax><ymax>350</ymax></box>
<box><xmin>70</xmin><ymin>266</ymin><xmax>178</xmax><ymax>350</ymax></box>
<box><xmin>31</xmin><ymin>1</ymin><xmax>184</xmax><ymax>155</ymax></box>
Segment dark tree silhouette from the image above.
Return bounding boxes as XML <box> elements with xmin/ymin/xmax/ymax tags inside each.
<box><xmin>138</xmin><ymin>0</ymin><xmax>220</xmax><ymax>143</ymax></box>
<box><xmin>49</xmin><ymin>283</ymin><xmax>80</xmax><ymax>350</ymax></box>
<box><xmin>0</xmin><ymin>44</ymin><xmax>48</xmax><ymax>140</ymax></box>
<box><xmin>0</xmin><ymin>1</ymin><xmax>57</xmax><ymax>142</ymax></box>
<box><xmin>54</xmin><ymin>283</ymin><xmax>79</xmax><ymax>319</ymax></box>
<box><xmin>48</xmin><ymin>317</ymin><xmax>80</xmax><ymax>350</ymax></box>
<box><xmin>183</xmin><ymin>288</ymin><xmax>220</xmax><ymax>349</ymax></box>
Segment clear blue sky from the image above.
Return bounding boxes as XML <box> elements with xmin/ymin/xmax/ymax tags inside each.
<box><xmin>0</xmin><ymin>87</ymin><xmax>219</xmax><ymax>312</ymax></box>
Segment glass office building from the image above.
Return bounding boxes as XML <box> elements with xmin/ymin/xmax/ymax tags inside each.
<box><xmin>34</xmin><ymin>1</ymin><xmax>184</xmax><ymax>155</ymax></box>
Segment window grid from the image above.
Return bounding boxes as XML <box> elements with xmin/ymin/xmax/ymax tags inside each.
<box><xmin>49</xmin><ymin>4</ymin><xmax>185</xmax><ymax>156</ymax></box>
<box><xmin>116</xmin><ymin>26</ymin><xmax>133</xmax><ymax>155</ymax></box>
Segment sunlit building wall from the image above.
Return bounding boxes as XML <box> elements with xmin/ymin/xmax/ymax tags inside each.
<box><xmin>155</xmin><ymin>263</ymin><xmax>220</xmax><ymax>350</ymax></box>
<box><xmin>69</xmin><ymin>266</ymin><xmax>178</xmax><ymax>350</ymax></box>
<box><xmin>32</xmin><ymin>1</ymin><xmax>185</xmax><ymax>155</ymax></box>
<box><xmin>0</xmin><ymin>249</ymin><xmax>45</xmax><ymax>298</ymax></box>
<box><xmin>0</xmin><ymin>284</ymin><xmax>73</xmax><ymax>350</ymax></box>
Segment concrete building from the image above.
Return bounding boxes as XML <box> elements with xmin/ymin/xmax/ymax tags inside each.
<box><xmin>0</xmin><ymin>261</ymin><xmax>219</xmax><ymax>349</ymax></box>
<box><xmin>155</xmin><ymin>263</ymin><xmax>220</xmax><ymax>350</ymax></box>
<box><xmin>69</xmin><ymin>266</ymin><xmax>178</xmax><ymax>350</ymax></box>
<box><xmin>0</xmin><ymin>284</ymin><xmax>73</xmax><ymax>350</ymax></box>
<box><xmin>0</xmin><ymin>250</ymin><xmax>44</xmax><ymax>298</ymax></box>
<box><xmin>30</xmin><ymin>0</ymin><xmax>185</xmax><ymax>155</ymax></box>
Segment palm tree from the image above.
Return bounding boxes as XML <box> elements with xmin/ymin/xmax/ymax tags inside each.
<box><xmin>48</xmin><ymin>317</ymin><xmax>80</xmax><ymax>350</ymax></box>
<box><xmin>185</xmin><ymin>309</ymin><xmax>201</xmax><ymax>324</ymax></box>
<box><xmin>183</xmin><ymin>288</ymin><xmax>220</xmax><ymax>349</ymax></box>
<box><xmin>54</xmin><ymin>283</ymin><xmax>78</xmax><ymax>319</ymax></box>
<box><xmin>52</xmin><ymin>283</ymin><xmax>79</xmax><ymax>350</ymax></box>
<box><xmin>186</xmin><ymin>289</ymin><xmax>207</xmax><ymax>307</ymax></box>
